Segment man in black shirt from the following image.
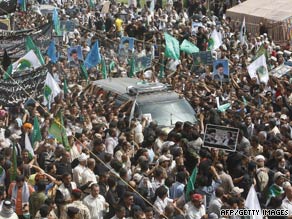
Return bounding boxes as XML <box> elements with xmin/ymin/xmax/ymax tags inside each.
<box><xmin>125</xmin><ymin>20</ymin><xmax>137</xmax><ymax>37</ymax></box>
<box><xmin>55</xmin><ymin>151</ymin><xmax>72</xmax><ymax>177</ymax></box>
<box><xmin>196</xmin><ymin>27</ymin><xmax>208</xmax><ymax>51</ymax></box>
<box><xmin>105</xmin><ymin>14</ymin><xmax>113</xmax><ymax>32</ymax></box>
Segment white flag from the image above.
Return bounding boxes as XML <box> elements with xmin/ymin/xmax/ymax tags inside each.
<box><xmin>149</xmin><ymin>0</ymin><xmax>155</xmax><ymax>13</ymax></box>
<box><xmin>208</xmin><ymin>29</ymin><xmax>222</xmax><ymax>51</ymax></box>
<box><xmin>247</xmin><ymin>54</ymin><xmax>269</xmax><ymax>84</ymax></box>
<box><xmin>25</xmin><ymin>132</ymin><xmax>35</xmax><ymax>156</ymax></box>
<box><xmin>245</xmin><ymin>185</ymin><xmax>262</xmax><ymax>219</ymax></box>
<box><xmin>240</xmin><ymin>17</ymin><xmax>246</xmax><ymax>46</ymax></box>
<box><xmin>43</xmin><ymin>73</ymin><xmax>61</xmax><ymax>106</ymax></box>
<box><xmin>12</xmin><ymin>50</ymin><xmax>42</xmax><ymax>73</ymax></box>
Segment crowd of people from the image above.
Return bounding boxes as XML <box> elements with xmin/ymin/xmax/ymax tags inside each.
<box><xmin>0</xmin><ymin>0</ymin><xmax>292</xmax><ymax>219</ymax></box>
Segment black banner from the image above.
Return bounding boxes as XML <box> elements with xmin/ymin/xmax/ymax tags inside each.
<box><xmin>0</xmin><ymin>23</ymin><xmax>52</xmax><ymax>58</ymax></box>
<box><xmin>0</xmin><ymin>0</ymin><xmax>17</xmax><ymax>16</ymax></box>
<box><xmin>0</xmin><ymin>67</ymin><xmax>47</xmax><ymax>107</ymax></box>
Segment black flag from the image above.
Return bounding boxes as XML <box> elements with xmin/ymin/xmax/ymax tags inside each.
<box><xmin>88</xmin><ymin>16</ymin><xmax>92</xmax><ymax>29</ymax></box>
<box><xmin>2</xmin><ymin>49</ymin><xmax>11</xmax><ymax>71</ymax></box>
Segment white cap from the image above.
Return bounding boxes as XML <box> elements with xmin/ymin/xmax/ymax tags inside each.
<box><xmin>78</xmin><ymin>153</ymin><xmax>89</xmax><ymax>162</ymax></box>
<box><xmin>270</xmin><ymin>56</ymin><xmax>277</xmax><ymax>62</ymax></box>
<box><xmin>255</xmin><ymin>155</ymin><xmax>265</xmax><ymax>162</ymax></box>
<box><xmin>280</xmin><ymin>114</ymin><xmax>288</xmax><ymax>120</ymax></box>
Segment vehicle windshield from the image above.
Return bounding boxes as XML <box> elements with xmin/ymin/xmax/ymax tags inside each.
<box><xmin>140</xmin><ymin>99</ymin><xmax>197</xmax><ymax>127</ymax></box>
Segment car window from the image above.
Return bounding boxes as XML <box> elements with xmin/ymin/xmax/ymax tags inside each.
<box><xmin>139</xmin><ymin>99</ymin><xmax>197</xmax><ymax>127</ymax></box>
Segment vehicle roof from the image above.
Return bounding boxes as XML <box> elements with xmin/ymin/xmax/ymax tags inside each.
<box><xmin>134</xmin><ymin>91</ymin><xmax>180</xmax><ymax>104</ymax></box>
<box><xmin>92</xmin><ymin>78</ymin><xmax>139</xmax><ymax>95</ymax></box>
<box><xmin>91</xmin><ymin>78</ymin><xmax>181</xmax><ymax>103</ymax></box>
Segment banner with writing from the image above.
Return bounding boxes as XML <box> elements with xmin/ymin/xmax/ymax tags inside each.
<box><xmin>0</xmin><ymin>67</ymin><xmax>47</xmax><ymax>106</ymax></box>
<box><xmin>0</xmin><ymin>0</ymin><xmax>17</xmax><ymax>16</ymax></box>
<box><xmin>0</xmin><ymin>23</ymin><xmax>52</xmax><ymax>58</ymax></box>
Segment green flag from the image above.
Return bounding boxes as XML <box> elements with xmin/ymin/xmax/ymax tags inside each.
<box><xmin>218</xmin><ymin>103</ymin><xmax>231</xmax><ymax>112</ymax></box>
<box><xmin>44</xmin><ymin>85</ymin><xmax>52</xmax><ymax>104</ymax></box>
<box><xmin>208</xmin><ymin>29</ymin><xmax>222</xmax><ymax>51</ymax></box>
<box><xmin>53</xmin><ymin>9</ymin><xmax>62</xmax><ymax>37</ymax></box>
<box><xmin>10</xmin><ymin>143</ymin><xmax>18</xmax><ymax>181</ymax></box>
<box><xmin>185</xmin><ymin>167</ymin><xmax>198</xmax><ymax>202</ymax></box>
<box><xmin>180</xmin><ymin>39</ymin><xmax>199</xmax><ymax>54</ymax></box>
<box><xmin>80</xmin><ymin>64</ymin><xmax>89</xmax><ymax>81</ymax></box>
<box><xmin>48</xmin><ymin>111</ymin><xmax>70</xmax><ymax>151</ymax></box>
<box><xmin>159</xmin><ymin>60</ymin><xmax>165</xmax><ymax>79</ymax></box>
<box><xmin>164</xmin><ymin>32</ymin><xmax>180</xmax><ymax>60</ymax></box>
<box><xmin>159</xmin><ymin>64</ymin><xmax>164</xmax><ymax>79</ymax></box>
<box><xmin>3</xmin><ymin>64</ymin><xmax>12</xmax><ymax>80</ymax></box>
<box><xmin>242</xmin><ymin>96</ymin><xmax>247</xmax><ymax>106</ymax></box>
<box><xmin>129</xmin><ymin>56</ymin><xmax>136</xmax><ymax>78</ymax></box>
<box><xmin>101</xmin><ymin>58</ymin><xmax>107</xmax><ymax>79</ymax></box>
<box><xmin>89</xmin><ymin>0</ymin><xmax>94</xmax><ymax>8</ymax></box>
<box><xmin>20</xmin><ymin>0</ymin><xmax>26</xmax><ymax>11</ymax></box>
<box><xmin>25</xmin><ymin>36</ymin><xmax>45</xmax><ymax>65</ymax></box>
<box><xmin>32</xmin><ymin>116</ymin><xmax>42</xmax><ymax>147</ymax></box>
<box><xmin>63</xmin><ymin>78</ymin><xmax>69</xmax><ymax>95</ymax></box>
<box><xmin>109</xmin><ymin>61</ymin><xmax>115</xmax><ymax>71</ymax></box>
<box><xmin>255</xmin><ymin>44</ymin><xmax>269</xmax><ymax>60</ymax></box>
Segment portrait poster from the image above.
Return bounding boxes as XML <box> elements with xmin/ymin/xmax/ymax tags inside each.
<box><xmin>270</xmin><ymin>64</ymin><xmax>292</xmax><ymax>78</ymax></box>
<box><xmin>67</xmin><ymin>45</ymin><xmax>83</xmax><ymax>62</ymax></box>
<box><xmin>118</xmin><ymin>37</ymin><xmax>135</xmax><ymax>54</ymax></box>
<box><xmin>203</xmin><ymin>124</ymin><xmax>239</xmax><ymax>152</ymax></box>
<box><xmin>213</xmin><ymin>59</ymin><xmax>229</xmax><ymax>82</ymax></box>
<box><xmin>191</xmin><ymin>21</ymin><xmax>203</xmax><ymax>36</ymax></box>
<box><xmin>192</xmin><ymin>51</ymin><xmax>213</xmax><ymax>66</ymax></box>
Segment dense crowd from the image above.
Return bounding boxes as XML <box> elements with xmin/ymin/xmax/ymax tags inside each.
<box><xmin>0</xmin><ymin>0</ymin><xmax>292</xmax><ymax>219</ymax></box>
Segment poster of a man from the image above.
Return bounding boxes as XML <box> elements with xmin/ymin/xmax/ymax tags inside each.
<box><xmin>203</xmin><ymin>124</ymin><xmax>239</xmax><ymax>152</ymax></box>
<box><xmin>213</xmin><ymin>60</ymin><xmax>229</xmax><ymax>83</ymax></box>
<box><xmin>222</xmin><ymin>131</ymin><xmax>235</xmax><ymax>146</ymax></box>
<box><xmin>119</xmin><ymin>37</ymin><xmax>135</xmax><ymax>55</ymax></box>
<box><xmin>67</xmin><ymin>46</ymin><xmax>83</xmax><ymax>67</ymax></box>
<box><xmin>204</xmin><ymin>129</ymin><xmax>218</xmax><ymax>144</ymax></box>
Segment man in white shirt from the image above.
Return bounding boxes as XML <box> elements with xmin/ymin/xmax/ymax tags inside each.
<box><xmin>184</xmin><ymin>193</ymin><xmax>206</xmax><ymax>219</ymax></box>
<box><xmin>105</xmin><ymin>129</ymin><xmax>118</xmax><ymax>155</ymax></box>
<box><xmin>281</xmin><ymin>185</ymin><xmax>292</xmax><ymax>217</ymax></box>
<box><xmin>153</xmin><ymin>186</ymin><xmax>173</xmax><ymax>219</ymax></box>
<box><xmin>83</xmin><ymin>184</ymin><xmax>109</xmax><ymax>219</ymax></box>
<box><xmin>73</xmin><ymin>153</ymin><xmax>88</xmax><ymax>186</ymax></box>
<box><xmin>81</xmin><ymin>158</ymin><xmax>97</xmax><ymax>186</ymax></box>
